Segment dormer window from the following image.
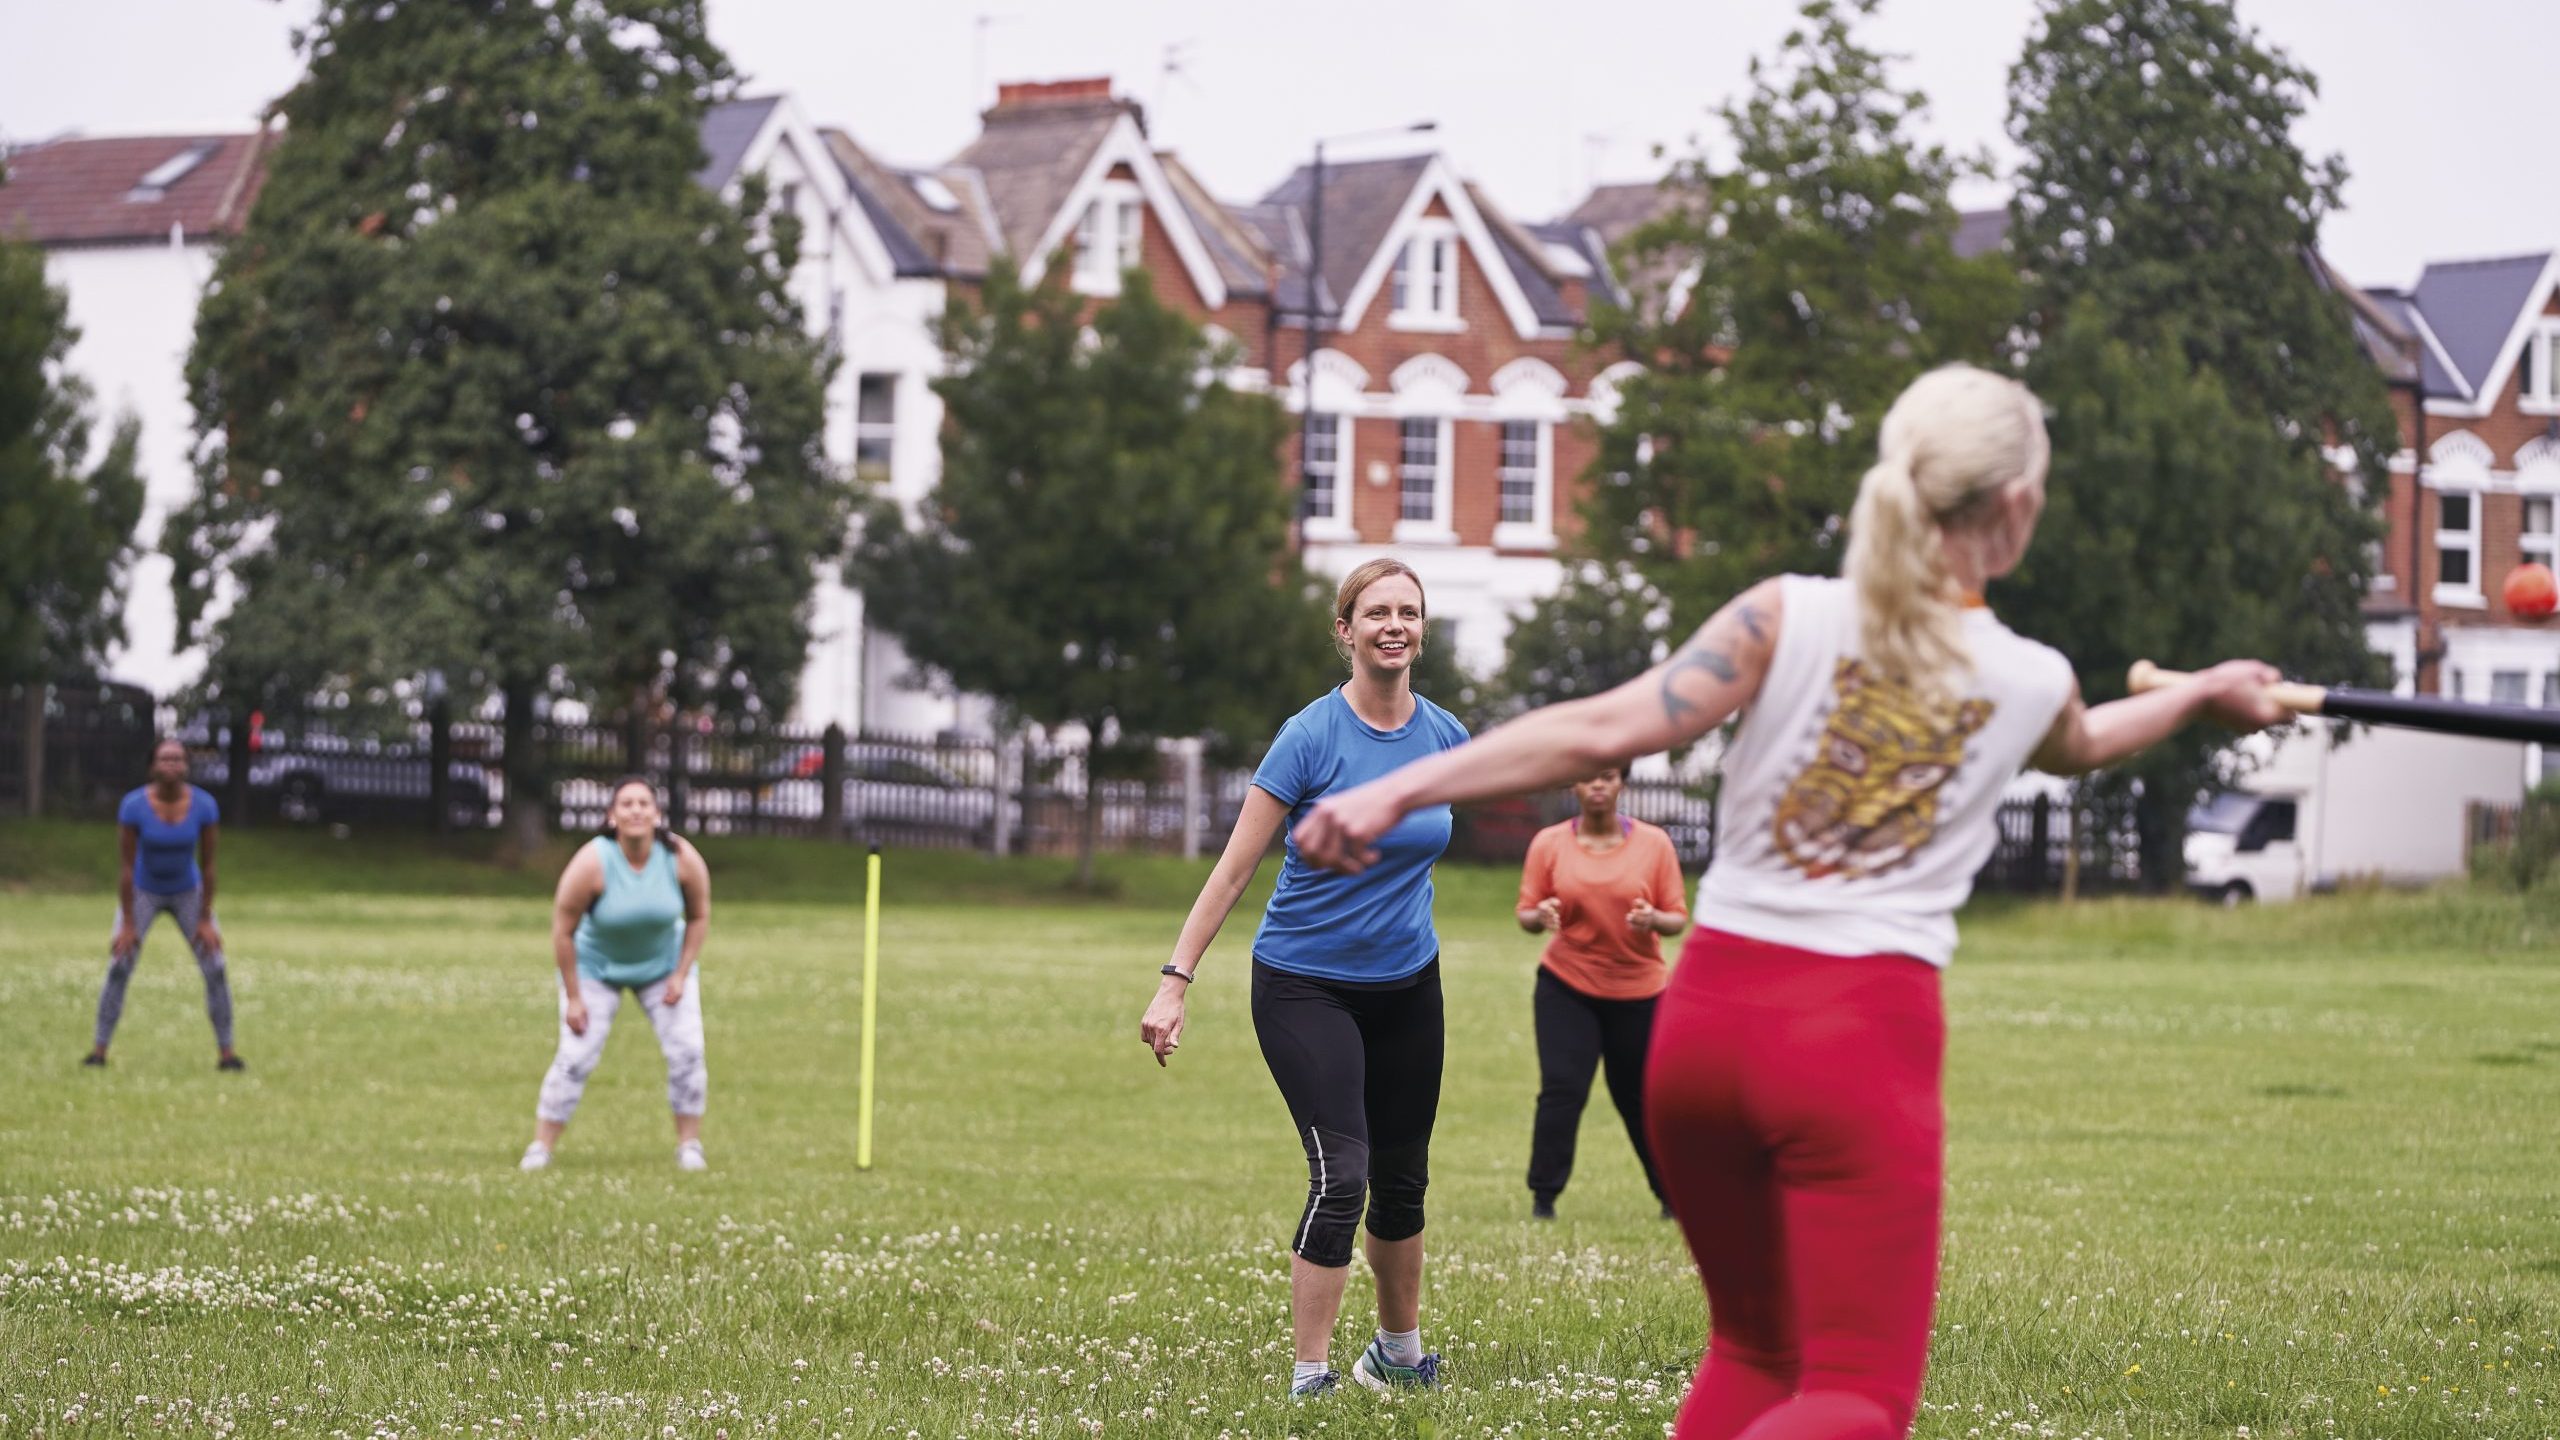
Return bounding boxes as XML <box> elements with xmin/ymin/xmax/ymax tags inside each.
<box><xmin>2522</xmin><ymin>323</ymin><xmax>2560</xmax><ymax>409</ymax></box>
<box><xmin>1073</xmin><ymin>181</ymin><xmax>1145</xmax><ymax>295</ymax></box>
<box><xmin>1390</xmin><ymin>221</ymin><xmax>1459</xmax><ymax>327</ymax></box>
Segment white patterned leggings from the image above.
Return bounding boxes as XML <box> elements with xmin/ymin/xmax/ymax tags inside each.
<box><xmin>96</xmin><ymin>888</ymin><xmax>233</xmax><ymax>1052</ymax></box>
<box><xmin>536</xmin><ymin>971</ymin><xmax>707</xmax><ymax>1124</ymax></box>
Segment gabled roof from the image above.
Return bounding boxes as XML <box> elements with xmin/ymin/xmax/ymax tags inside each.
<box><xmin>2305</xmin><ymin>250</ymin><xmax>2418</xmax><ymax>390</ymax></box>
<box><xmin>1229</xmin><ymin>200</ymin><xmax>1326</xmax><ymax>317</ymax></box>
<box><xmin>949</xmin><ymin>94</ymin><xmax>1127</xmax><ymax>263</ymax></box>
<box><xmin>1527</xmin><ymin>221</ymin><xmax>1626</xmax><ymax>310</ymax></box>
<box><xmin>695</xmin><ymin>95</ymin><xmax>783</xmax><ymax>192</ymax></box>
<box><xmin>820</xmin><ymin>128</ymin><xmax>977</xmax><ymax>279</ymax></box>
<box><xmin>1563</xmin><ymin>180</ymin><xmax>1677</xmax><ymax>247</ymax></box>
<box><xmin>1464</xmin><ymin>182</ymin><xmax>1577</xmax><ymax>330</ymax></box>
<box><xmin>2409</xmin><ymin>251</ymin><xmax>2552</xmax><ymax>401</ymax></box>
<box><xmin>1261</xmin><ymin>154</ymin><xmax>1434</xmax><ymax>320</ymax></box>
<box><xmin>0</xmin><ymin>129</ymin><xmax>271</xmax><ymax>246</ymax></box>
<box><xmin>1156</xmin><ymin>152</ymin><xmax>1269</xmax><ymax>299</ymax></box>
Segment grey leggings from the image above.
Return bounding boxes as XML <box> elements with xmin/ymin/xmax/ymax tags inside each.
<box><xmin>96</xmin><ymin>888</ymin><xmax>234</xmax><ymax>1052</ymax></box>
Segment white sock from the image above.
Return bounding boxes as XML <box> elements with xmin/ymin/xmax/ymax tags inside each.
<box><xmin>1375</xmin><ymin>1327</ymin><xmax>1422</xmax><ymax>1367</ymax></box>
<box><xmin>1292</xmin><ymin>1360</ymin><xmax>1330</xmax><ymax>1388</ymax></box>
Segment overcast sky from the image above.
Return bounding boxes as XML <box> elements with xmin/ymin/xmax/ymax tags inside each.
<box><xmin>5</xmin><ymin>0</ymin><xmax>2551</xmax><ymax>290</ymax></box>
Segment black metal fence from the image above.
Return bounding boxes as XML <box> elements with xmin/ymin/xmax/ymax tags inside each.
<box><xmin>4</xmin><ymin>683</ymin><xmax>2145</xmax><ymax>889</ymax></box>
<box><xmin>0</xmin><ymin>679</ymin><xmax>160</xmax><ymax>819</ymax></box>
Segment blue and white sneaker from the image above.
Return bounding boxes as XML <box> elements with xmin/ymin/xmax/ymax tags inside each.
<box><xmin>1351</xmin><ymin>1339</ymin><xmax>1443</xmax><ymax>1393</ymax></box>
<box><xmin>1289</xmin><ymin>1370</ymin><xmax>1340</xmax><ymax>1400</ymax></box>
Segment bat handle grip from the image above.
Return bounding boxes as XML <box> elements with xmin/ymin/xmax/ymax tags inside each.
<box><xmin>2126</xmin><ymin>660</ymin><xmax>2326</xmax><ymax>716</ymax></box>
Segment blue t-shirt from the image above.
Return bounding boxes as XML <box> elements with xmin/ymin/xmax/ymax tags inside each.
<box><xmin>1249</xmin><ymin>688</ymin><xmax>1468</xmax><ymax>982</ymax></box>
<box><xmin>119</xmin><ymin>785</ymin><xmax>219</xmax><ymax>895</ymax></box>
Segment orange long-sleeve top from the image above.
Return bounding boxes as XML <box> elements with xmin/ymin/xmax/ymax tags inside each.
<box><xmin>1516</xmin><ymin>817</ymin><xmax>1688</xmax><ymax>1000</ymax></box>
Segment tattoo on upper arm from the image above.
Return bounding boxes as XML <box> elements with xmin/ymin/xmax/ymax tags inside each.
<box><xmin>1659</xmin><ymin>602</ymin><xmax>1768</xmax><ymax>721</ymax></box>
<box><xmin>1659</xmin><ymin>643</ymin><xmax>1738</xmax><ymax>720</ymax></box>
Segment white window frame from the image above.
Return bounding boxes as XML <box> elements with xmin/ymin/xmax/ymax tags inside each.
<box><xmin>1389</xmin><ymin>220</ymin><xmax>1462</xmax><ymax>331</ymax></box>
<box><xmin>2525</xmin><ymin>492</ymin><xmax>2558</xmax><ymax>570</ymax></box>
<box><xmin>2434</xmin><ymin>485</ymin><xmax>2484</xmax><ymax>608</ymax></box>
<box><xmin>1073</xmin><ymin>180</ymin><xmax>1146</xmax><ymax>296</ymax></box>
<box><xmin>1299</xmin><ymin>412</ymin><xmax>1356</xmax><ymax>541</ymax></box>
<box><xmin>2522</xmin><ymin>322</ymin><xmax>2560</xmax><ymax>414</ymax></box>
<box><xmin>1393</xmin><ymin>416</ymin><xmax>1456</xmax><ymax>545</ymax></box>
<box><xmin>1115</xmin><ymin>191</ymin><xmax>1144</xmax><ymax>274</ymax></box>
<box><xmin>1493</xmin><ymin>418</ymin><xmax>1555</xmax><ymax>550</ymax></box>
<box><xmin>854</xmin><ymin>373</ymin><xmax>896</xmax><ymax>478</ymax></box>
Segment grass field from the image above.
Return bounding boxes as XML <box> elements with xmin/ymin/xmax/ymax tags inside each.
<box><xmin>5</xmin><ymin>818</ymin><xmax>2560</xmax><ymax>1438</ymax></box>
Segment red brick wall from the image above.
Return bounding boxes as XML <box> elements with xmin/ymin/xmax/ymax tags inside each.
<box><xmin>2383</xmin><ymin>328</ymin><xmax>2560</xmax><ymax>691</ymax></box>
<box><xmin>1267</xmin><ymin>214</ymin><xmax>1599</xmax><ymax>550</ymax></box>
<box><xmin>955</xmin><ymin>167</ymin><xmax>1602</xmax><ymax>560</ymax></box>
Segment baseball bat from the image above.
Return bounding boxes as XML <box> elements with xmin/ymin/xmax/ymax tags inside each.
<box><xmin>2128</xmin><ymin>661</ymin><xmax>2560</xmax><ymax>746</ymax></box>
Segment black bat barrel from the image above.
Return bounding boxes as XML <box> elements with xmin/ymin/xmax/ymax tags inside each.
<box><xmin>2319</xmin><ymin>688</ymin><xmax>2560</xmax><ymax>746</ymax></box>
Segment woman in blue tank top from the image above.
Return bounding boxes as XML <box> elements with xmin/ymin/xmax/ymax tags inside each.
<box><xmin>520</xmin><ymin>776</ymin><xmax>715</xmax><ymax>1173</ymax></box>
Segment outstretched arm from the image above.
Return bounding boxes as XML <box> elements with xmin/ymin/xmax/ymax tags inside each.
<box><xmin>2031</xmin><ymin>661</ymin><xmax>2290</xmax><ymax>776</ymax></box>
<box><xmin>1139</xmin><ymin>787</ymin><xmax>1291</xmax><ymax>1065</ymax></box>
<box><xmin>1294</xmin><ymin>580</ymin><xmax>1784</xmax><ymax>873</ymax></box>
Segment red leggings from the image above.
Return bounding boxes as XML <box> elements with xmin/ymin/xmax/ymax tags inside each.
<box><xmin>1644</xmin><ymin>928</ymin><xmax>1945</xmax><ymax>1440</ymax></box>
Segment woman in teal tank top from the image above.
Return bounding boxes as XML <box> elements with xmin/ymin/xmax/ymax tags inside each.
<box><xmin>521</xmin><ymin>776</ymin><xmax>715</xmax><ymax>1173</ymax></box>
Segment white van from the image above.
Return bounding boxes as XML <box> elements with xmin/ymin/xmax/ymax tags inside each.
<box><xmin>2183</xmin><ymin>724</ymin><xmax>2526</xmax><ymax>903</ymax></box>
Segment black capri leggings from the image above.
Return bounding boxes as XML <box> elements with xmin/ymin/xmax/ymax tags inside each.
<box><xmin>1251</xmin><ymin>958</ymin><xmax>1444</xmax><ymax>1269</ymax></box>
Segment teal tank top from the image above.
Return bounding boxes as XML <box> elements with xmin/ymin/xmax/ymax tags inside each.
<box><xmin>574</xmin><ymin>836</ymin><xmax>686</xmax><ymax>987</ymax></box>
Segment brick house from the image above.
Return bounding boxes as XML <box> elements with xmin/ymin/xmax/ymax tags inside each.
<box><xmin>1241</xmin><ymin>154</ymin><xmax>1627</xmax><ymax>671</ymax></box>
<box><xmin>9</xmin><ymin>79</ymin><xmax>1634</xmax><ymax>731</ymax></box>
<box><xmin>823</xmin><ymin>77</ymin><xmax>1631</xmax><ymax>709</ymax></box>
<box><xmin>2360</xmin><ymin>250</ymin><xmax>2560</xmax><ymax>729</ymax></box>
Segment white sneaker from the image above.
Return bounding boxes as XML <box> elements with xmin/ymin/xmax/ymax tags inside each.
<box><xmin>675</xmin><ymin>1140</ymin><xmax>707</xmax><ymax>1172</ymax></box>
<box><xmin>518</xmin><ymin>1141</ymin><xmax>552</xmax><ymax>1173</ymax></box>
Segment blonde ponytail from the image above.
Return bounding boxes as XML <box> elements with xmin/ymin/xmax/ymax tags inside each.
<box><xmin>1847</xmin><ymin>450</ymin><xmax>1966</xmax><ymax>698</ymax></box>
<box><xmin>1843</xmin><ymin>364</ymin><xmax>2048</xmax><ymax>700</ymax></box>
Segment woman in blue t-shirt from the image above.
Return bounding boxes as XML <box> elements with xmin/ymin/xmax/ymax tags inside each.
<box><xmin>1139</xmin><ymin>557</ymin><xmax>1468</xmax><ymax>1400</ymax></box>
<box><xmin>89</xmin><ymin>737</ymin><xmax>242</xmax><ymax>1070</ymax></box>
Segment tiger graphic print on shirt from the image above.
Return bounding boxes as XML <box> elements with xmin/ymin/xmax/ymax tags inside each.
<box><xmin>1772</xmin><ymin>658</ymin><xmax>1993</xmax><ymax>880</ymax></box>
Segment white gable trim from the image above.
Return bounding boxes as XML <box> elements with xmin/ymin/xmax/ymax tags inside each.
<box><xmin>1335</xmin><ymin>155</ymin><xmax>1542</xmax><ymax>340</ymax></box>
<box><xmin>1016</xmin><ymin>113</ymin><xmax>1228</xmax><ymax>309</ymax></box>
<box><xmin>731</xmin><ymin>97</ymin><xmax>902</xmax><ymax>289</ymax></box>
<box><xmin>2420</xmin><ymin>252</ymin><xmax>2560</xmax><ymax>419</ymax></box>
<box><xmin>2406</xmin><ymin>307</ymin><xmax>2475</xmax><ymax>404</ymax></box>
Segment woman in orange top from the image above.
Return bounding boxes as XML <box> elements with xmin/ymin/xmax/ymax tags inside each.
<box><xmin>1514</xmin><ymin>761</ymin><xmax>1688</xmax><ymax>1219</ymax></box>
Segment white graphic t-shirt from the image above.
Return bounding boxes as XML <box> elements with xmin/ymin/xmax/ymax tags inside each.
<box><xmin>1697</xmin><ymin>574</ymin><xmax>2075</xmax><ymax>967</ymax></box>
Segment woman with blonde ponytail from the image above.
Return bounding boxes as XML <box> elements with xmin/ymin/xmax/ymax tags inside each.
<box><xmin>1290</xmin><ymin>363</ymin><xmax>2292</xmax><ymax>1439</ymax></box>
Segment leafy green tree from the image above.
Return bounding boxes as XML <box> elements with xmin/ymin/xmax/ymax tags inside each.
<box><xmin>0</xmin><ymin>232</ymin><xmax>144</xmax><ymax>811</ymax></box>
<box><xmin>854</xmin><ymin>267</ymin><xmax>1331</xmax><ymax>885</ymax></box>
<box><xmin>1585</xmin><ymin>0</ymin><xmax>2018</xmax><ymax>635</ymax></box>
<box><xmin>166</xmin><ymin>0</ymin><xmax>846</xmax><ymax>852</ymax></box>
<box><xmin>2008</xmin><ymin>0</ymin><xmax>2398</xmax><ymax>476</ymax></box>
<box><xmin>1403</xmin><ymin>625</ymin><xmax>1504</xmax><ymax>739</ymax></box>
<box><xmin>2005</xmin><ymin>0</ymin><xmax>2391</xmax><ymax>881</ymax></box>
<box><xmin>1495</xmin><ymin>561</ymin><xmax>1666</xmax><ymax>714</ymax></box>
<box><xmin>2000</xmin><ymin>304</ymin><xmax>2385</xmax><ymax>885</ymax></box>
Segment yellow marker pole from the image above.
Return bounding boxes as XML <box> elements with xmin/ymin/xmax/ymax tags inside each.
<box><xmin>857</xmin><ymin>844</ymin><xmax>881</xmax><ymax>1170</ymax></box>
